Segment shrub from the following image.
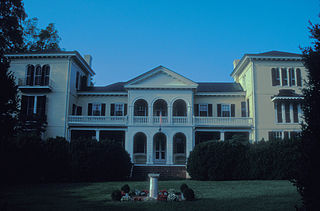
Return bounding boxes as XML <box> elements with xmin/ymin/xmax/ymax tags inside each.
<box><xmin>121</xmin><ymin>184</ymin><xmax>130</xmax><ymax>193</ymax></box>
<box><xmin>111</xmin><ymin>190</ymin><xmax>122</xmax><ymax>201</ymax></box>
<box><xmin>183</xmin><ymin>188</ymin><xmax>195</xmax><ymax>201</ymax></box>
<box><xmin>187</xmin><ymin>140</ymin><xmax>248</xmax><ymax>180</ymax></box>
<box><xmin>180</xmin><ymin>183</ymin><xmax>189</xmax><ymax>193</ymax></box>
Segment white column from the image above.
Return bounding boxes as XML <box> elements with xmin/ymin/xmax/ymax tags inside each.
<box><xmin>167</xmin><ymin>134</ymin><xmax>173</xmax><ymax>165</ymax></box>
<box><xmin>125</xmin><ymin>131</ymin><xmax>134</xmax><ymax>163</ymax></box>
<box><xmin>95</xmin><ymin>130</ymin><xmax>100</xmax><ymax>142</ymax></box>
<box><xmin>281</xmin><ymin>103</ymin><xmax>285</xmax><ymax>123</ymax></box>
<box><xmin>290</xmin><ymin>103</ymin><xmax>294</xmax><ymax>123</ymax></box>
<box><xmin>168</xmin><ymin>106</ymin><xmax>172</xmax><ymax>124</ymax></box>
<box><xmin>33</xmin><ymin>96</ymin><xmax>37</xmax><ymax>114</ymax></box>
<box><xmin>129</xmin><ymin>105</ymin><xmax>133</xmax><ymax>124</ymax></box>
<box><xmin>220</xmin><ymin>131</ymin><xmax>225</xmax><ymax>141</ymax></box>
<box><xmin>298</xmin><ymin>103</ymin><xmax>303</xmax><ymax>123</ymax></box>
<box><xmin>186</xmin><ymin>132</ymin><xmax>193</xmax><ymax>159</ymax></box>
<box><xmin>187</xmin><ymin>105</ymin><xmax>192</xmax><ymax>124</ymax></box>
<box><xmin>146</xmin><ymin>133</ymin><xmax>153</xmax><ymax>165</ymax></box>
<box><xmin>67</xmin><ymin>129</ymin><xmax>71</xmax><ymax>142</ymax></box>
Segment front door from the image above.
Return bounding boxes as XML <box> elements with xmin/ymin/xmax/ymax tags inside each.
<box><xmin>154</xmin><ymin>133</ymin><xmax>166</xmax><ymax>162</ymax></box>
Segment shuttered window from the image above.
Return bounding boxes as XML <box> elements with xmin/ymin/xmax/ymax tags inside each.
<box><xmin>285</xmin><ymin>103</ymin><xmax>291</xmax><ymax>123</ymax></box>
<box><xmin>296</xmin><ymin>68</ymin><xmax>302</xmax><ymax>86</ymax></box>
<box><xmin>281</xmin><ymin>68</ymin><xmax>288</xmax><ymax>86</ymax></box>
<box><xmin>241</xmin><ymin>101</ymin><xmax>246</xmax><ymax>117</ymax></box>
<box><xmin>293</xmin><ymin>104</ymin><xmax>299</xmax><ymax>123</ymax></box>
<box><xmin>271</xmin><ymin>68</ymin><xmax>280</xmax><ymax>86</ymax></box>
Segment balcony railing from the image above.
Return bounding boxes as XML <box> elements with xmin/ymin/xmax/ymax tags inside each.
<box><xmin>18</xmin><ymin>78</ymin><xmax>53</xmax><ymax>90</ymax></box>
<box><xmin>68</xmin><ymin>116</ymin><xmax>127</xmax><ymax>125</ymax></box>
<box><xmin>68</xmin><ymin>115</ymin><xmax>253</xmax><ymax>127</ymax></box>
<box><xmin>194</xmin><ymin>117</ymin><xmax>253</xmax><ymax>127</ymax></box>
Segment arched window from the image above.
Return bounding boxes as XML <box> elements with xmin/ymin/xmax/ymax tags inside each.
<box><xmin>35</xmin><ymin>65</ymin><xmax>42</xmax><ymax>85</ymax></box>
<box><xmin>134</xmin><ymin>132</ymin><xmax>147</xmax><ymax>154</ymax></box>
<box><xmin>26</xmin><ymin>65</ymin><xmax>35</xmax><ymax>85</ymax></box>
<box><xmin>134</xmin><ymin>99</ymin><xmax>148</xmax><ymax>116</ymax></box>
<box><xmin>173</xmin><ymin>99</ymin><xmax>187</xmax><ymax>116</ymax></box>
<box><xmin>153</xmin><ymin>99</ymin><xmax>167</xmax><ymax>116</ymax></box>
<box><xmin>173</xmin><ymin>133</ymin><xmax>186</xmax><ymax>154</ymax></box>
<box><xmin>42</xmin><ymin>65</ymin><xmax>50</xmax><ymax>86</ymax></box>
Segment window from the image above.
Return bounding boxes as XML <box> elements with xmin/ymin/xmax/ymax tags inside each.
<box><xmin>92</xmin><ymin>103</ymin><xmax>101</xmax><ymax>116</ymax></box>
<box><xmin>222</xmin><ymin>104</ymin><xmax>230</xmax><ymax>117</ymax></box>
<box><xmin>115</xmin><ymin>104</ymin><xmax>124</xmax><ymax>116</ymax></box>
<box><xmin>43</xmin><ymin>65</ymin><xmax>50</xmax><ymax>86</ymax></box>
<box><xmin>76</xmin><ymin>106</ymin><xmax>82</xmax><ymax>115</ymax></box>
<box><xmin>241</xmin><ymin>101</ymin><xmax>246</xmax><ymax>117</ymax></box>
<box><xmin>271</xmin><ymin>68</ymin><xmax>280</xmax><ymax>86</ymax></box>
<box><xmin>88</xmin><ymin>103</ymin><xmax>105</xmax><ymax>116</ymax></box>
<box><xmin>35</xmin><ymin>65</ymin><xmax>42</xmax><ymax>85</ymax></box>
<box><xmin>296</xmin><ymin>68</ymin><xmax>302</xmax><ymax>86</ymax></box>
<box><xmin>76</xmin><ymin>72</ymin><xmax>80</xmax><ymax>90</ymax></box>
<box><xmin>26</xmin><ymin>65</ymin><xmax>35</xmax><ymax>85</ymax></box>
<box><xmin>134</xmin><ymin>133</ymin><xmax>146</xmax><ymax>154</ymax></box>
<box><xmin>21</xmin><ymin>95</ymin><xmax>46</xmax><ymax>120</ymax></box>
<box><xmin>72</xmin><ymin>104</ymin><xmax>77</xmax><ymax>115</ymax></box>
<box><xmin>269</xmin><ymin>131</ymin><xmax>301</xmax><ymax>141</ymax></box>
<box><xmin>281</xmin><ymin>68</ymin><xmax>288</xmax><ymax>86</ymax></box>
<box><xmin>289</xmin><ymin>68</ymin><xmax>296</xmax><ymax>86</ymax></box>
<box><xmin>199</xmin><ymin>104</ymin><xmax>208</xmax><ymax>116</ymax></box>
<box><xmin>276</xmin><ymin>103</ymin><xmax>283</xmax><ymax>123</ymax></box>
<box><xmin>217</xmin><ymin>104</ymin><xmax>235</xmax><ymax>117</ymax></box>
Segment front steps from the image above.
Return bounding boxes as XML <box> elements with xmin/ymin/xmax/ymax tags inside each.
<box><xmin>131</xmin><ymin>165</ymin><xmax>187</xmax><ymax>180</ymax></box>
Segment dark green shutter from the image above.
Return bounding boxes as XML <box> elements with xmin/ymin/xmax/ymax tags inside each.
<box><xmin>271</xmin><ymin>68</ymin><xmax>276</xmax><ymax>86</ymax></box>
<box><xmin>101</xmin><ymin>103</ymin><xmax>106</xmax><ymax>116</ymax></box>
<box><xmin>110</xmin><ymin>104</ymin><xmax>115</xmax><ymax>116</ymax></box>
<box><xmin>194</xmin><ymin>104</ymin><xmax>199</xmax><ymax>116</ymax></box>
<box><xmin>124</xmin><ymin>104</ymin><xmax>127</xmax><ymax>116</ymax></box>
<box><xmin>217</xmin><ymin>104</ymin><xmax>221</xmax><ymax>117</ymax></box>
<box><xmin>297</xmin><ymin>68</ymin><xmax>302</xmax><ymax>86</ymax></box>
<box><xmin>231</xmin><ymin>104</ymin><xmax>235</xmax><ymax>117</ymax></box>
<box><xmin>208</xmin><ymin>104</ymin><xmax>212</xmax><ymax>117</ymax></box>
<box><xmin>88</xmin><ymin>103</ymin><xmax>92</xmax><ymax>116</ymax></box>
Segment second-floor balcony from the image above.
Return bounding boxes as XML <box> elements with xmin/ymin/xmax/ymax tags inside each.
<box><xmin>18</xmin><ymin>77</ymin><xmax>53</xmax><ymax>92</ymax></box>
<box><xmin>68</xmin><ymin>115</ymin><xmax>253</xmax><ymax>128</ymax></box>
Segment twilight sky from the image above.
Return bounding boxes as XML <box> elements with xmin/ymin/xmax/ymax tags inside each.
<box><xmin>24</xmin><ymin>0</ymin><xmax>320</xmax><ymax>86</ymax></box>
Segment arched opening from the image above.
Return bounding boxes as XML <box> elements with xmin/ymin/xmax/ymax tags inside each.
<box><xmin>153</xmin><ymin>99</ymin><xmax>167</xmax><ymax>116</ymax></box>
<box><xmin>133</xmin><ymin>132</ymin><xmax>147</xmax><ymax>164</ymax></box>
<box><xmin>153</xmin><ymin>133</ymin><xmax>166</xmax><ymax>163</ymax></box>
<box><xmin>173</xmin><ymin>133</ymin><xmax>186</xmax><ymax>164</ymax></box>
<box><xmin>172</xmin><ymin>99</ymin><xmax>187</xmax><ymax>116</ymax></box>
<box><xmin>134</xmin><ymin>99</ymin><xmax>148</xmax><ymax>116</ymax></box>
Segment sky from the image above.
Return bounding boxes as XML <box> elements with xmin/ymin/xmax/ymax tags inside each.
<box><xmin>24</xmin><ymin>0</ymin><xmax>320</xmax><ymax>86</ymax></box>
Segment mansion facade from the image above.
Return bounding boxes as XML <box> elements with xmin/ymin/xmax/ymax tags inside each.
<box><xmin>6</xmin><ymin>50</ymin><xmax>305</xmax><ymax>166</ymax></box>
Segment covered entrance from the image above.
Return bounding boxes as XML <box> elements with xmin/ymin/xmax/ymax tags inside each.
<box><xmin>153</xmin><ymin>133</ymin><xmax>166</xmax><ymax>163</ymax></box>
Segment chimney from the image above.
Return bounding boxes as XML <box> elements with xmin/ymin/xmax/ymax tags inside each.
<box><xmin>84</xmin><ymin>55</ymin><xmax>92</xmax><ymax>67</ymax></box>
<box><xmin>233</xmin><ymin>59</ymin><xmax>240</xmax><ymax>69</ymax></box>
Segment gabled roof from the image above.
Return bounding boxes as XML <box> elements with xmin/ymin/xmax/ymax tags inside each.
<box><xmin>81</xmin><ymin>82</ymin><xmax>126</xmax><ymax>92</ymax></box>
<box><xmin>246</xmin><ymin>51</ymin><xmax>301</xmax><ymax>57</ymax></box>
<box><xmin>231</xmin><ymin>50</ymin><xmax>302</xmax><ymax>78</ymax></box>
<box><xmin>124</xmin><ymin>65</ymin><xmax>198</xmax><ymax>89</ymax></box>
<box><xmin>5</xmin><ymin>50</ymin><xmax>95</xmax><ymax>76</ymax></box>
<box><xmin>197</xmin><ymin>82</ymin><xmax>243</xmax><ymax>92</ymax></box>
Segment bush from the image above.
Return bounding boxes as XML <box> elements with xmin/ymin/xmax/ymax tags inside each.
<box><xmin>111</xmin><ymin>190</ymin><xmax>122</xmax><ymax>201</ymax></box>
<box><xmin>187</xmin><ymin>138</ymin><xmax>302</xmax><ymax>181</ymax></box>
<box><xmin>121</xmin><ymin>184</ymin><xmax>130</xmax><ymax>193</ymax></box>
<box><xmin>180</xmin><ymin>183</ymin><xmax>189</xmax><ymax>193</ymax></box>
<box><xmin>183</xmin><ymin>188</ymin><xmax>195</xmax><ymax>201</ymax></box>
<box><xmin>187</xmin><ymin>140</ymin><xmax>248</xmax><ymax>180</ymax></box>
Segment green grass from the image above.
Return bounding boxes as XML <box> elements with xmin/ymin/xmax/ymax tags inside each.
<box><xmin>0</xmin><ymin>180</ymin><xmax>301</xmax><ymax>210</ymax></box>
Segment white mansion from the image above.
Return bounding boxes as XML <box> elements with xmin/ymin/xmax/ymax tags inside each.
<box><xmin>7</xmin><ymin>50</ymin><xmax>305</xmax><ymax>167</ymax></box>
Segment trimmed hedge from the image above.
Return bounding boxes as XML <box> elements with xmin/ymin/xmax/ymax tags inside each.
<box><xmin>0</xmin><ymin>136</ymin><xmax>132</xmax><ymax>184</ymax></box>
<box><xmin>187</xmin><ymin>139</ymin><xmax>301</xmax><ymax>181</ymax></box>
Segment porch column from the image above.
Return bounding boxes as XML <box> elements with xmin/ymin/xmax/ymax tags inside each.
<box><xmin>67</xmin><ymin>129</ymin><xmax>71</xmax><ymax>142</ymax></box>
<box><xmin>187</xmin><ymin>105</ymin><xmax>192</xmax><ymax>125</ymax></box>
<box><xmin>125</xmin><ymin>131</ymin><xmax>134</xmax><ymax>163</ymax></box>
<box><xmin>129</xmin><ymin>105</ymin><xmax>133</xmax><ymax>124</ymax></box>
<box><xmin>95</xmin><ymin>130</ymin><xmax>100</xmax><ymax>142</ymax></box>
<box><xmin>290</xmin><ymin>103</ymin><xmax>294</xmax><ymax>123</ymax></box>
<box><xmin>281</xmin><ymin>103</ymin><xmax>286</xmax><ymax>123</ymax></box>
<box><xmin>168</xmin><ymin>106</ymin><xmax>172</xmax><ymax>124</ymax></box>
<box><xmin>186</xmin><ymin>132</ymin><xmax>193</xmax><ymax>160</ymax></box>
<box><xmin>220</xmin><ymin>131</ymin><xmax>225</xmax><ymax>141</ymax></box>
<box><xmin>146</xmin><ymin>133</ymin><xmax>153</xmax><ymax>165</ymax></box>
<box><xmin>167</xmin><ymin>135</ymin><xmax>173</xmax><ymax>165</ymax></box>
<box><xmin>148</xmin><ymin>105</ymin><xmax>152</xmax><ymax>125</ymax></box>
<box><xmin>298</xmin><ymin>103</ymin><xmax>302</xmax><ymax>123</ymax></box>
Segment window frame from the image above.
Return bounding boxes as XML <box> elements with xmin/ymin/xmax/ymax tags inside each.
<box><xmin>92</xmin><ymin>103</ymin><xmax>102</xmax><ymax>116</ymax></box>
<box><xmin>199</xmin><ymin>104</ymin><xmax>208</xmax><ymax>117</ymax></box>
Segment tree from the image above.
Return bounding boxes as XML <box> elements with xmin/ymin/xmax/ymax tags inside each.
<box><xmin>23</xmin><ymin>17</ymin><xmax>61</xmax><ymax>51</ymax></box>
<box><xmin>292</xmin><ymin>20</ymin><xmax>320</xmax><ymax>210</ymax></box>
<box><xmin>0</xmin><ymin>0</ymin><xmax>26</xmax><ymax>141</ymax></box>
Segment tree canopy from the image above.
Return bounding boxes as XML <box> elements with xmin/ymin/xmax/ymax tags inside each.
<box><xmin>293</xmin><ymin>20</ymin><xmax>320</xmax><ymax>210</ymax></box>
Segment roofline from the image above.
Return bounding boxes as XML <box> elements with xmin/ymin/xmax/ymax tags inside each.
<box><xmin>124</xmin><ymin>65</ymin><xmax>198</xmax><ymax>88</ymax></box>
<box><xmin>195</xmin><ymin>92</ymin><xmax>246</xmax><ymax>96</ymax></box>
<box><xmin>5</xmin><ymin>51</ymin><xmax>95</xmax><ymax>76</ymax></box>
<box><xmin>231</xmin><ymin>54</ymin><xmax>303</xmax><ymax>78</ymax></box>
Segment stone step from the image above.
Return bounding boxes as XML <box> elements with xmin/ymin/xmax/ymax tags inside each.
<box><xmin>132</xmin><ymin>165</ymin><xmax>187</xmax><ymax>180</ymax></box>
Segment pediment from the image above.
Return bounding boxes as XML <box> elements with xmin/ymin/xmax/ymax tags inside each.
<box><xmin>124</xmin><ymin>66</ymin><xmax>198</xmax><ymax>89</ymax></box>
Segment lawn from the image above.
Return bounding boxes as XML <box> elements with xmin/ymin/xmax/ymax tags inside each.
<box><xmin>0</xmin><ymin>180</ymin><xmax>301</xmax><ymax>211</ymax></box>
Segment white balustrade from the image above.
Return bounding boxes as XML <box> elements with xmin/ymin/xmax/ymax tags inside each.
<box><xmin>172</xmin><ymin>117</ymin><xmax>188</xmax><ymax>124</ymax></box>
<box><xmin>195</xmin><ymin>117</ymin><xmax>253</xmax><ymax>127</ymax></box>
<box><xmin>68</xmin><ymin>116</ymin><xmax>127</xmax><ymax>125</ymax></box>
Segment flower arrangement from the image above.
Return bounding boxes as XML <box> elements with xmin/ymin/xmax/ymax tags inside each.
<box><xmin>157</xmin><ymin>190</ymin><xmax>168</xmax><ymax>201</ymax></box>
